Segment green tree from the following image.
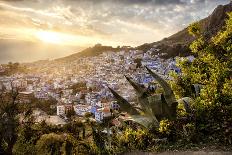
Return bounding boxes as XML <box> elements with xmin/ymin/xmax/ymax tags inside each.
<box><xmin>0</xmin><ymin>86</ymin><xmax>20</xmax><ymax>155</ymax></box>
<box><xmin>172</xmin><ymin>12</ymin><xmax>232</xmax><ymax>143</ymax></box>
<box><xmin>134</xmin><ymin>58</ymin><xmax>142</xmax><ymax>68</ymax></box>
<box><xmin>31</xmin><ymin>97</ymin><xmax>57</xmax><ymax>115</ymax></box>
<box><xmin>188</xmin><ymin>22</ymin><xmax>201</xmax><ymax>37</ymax></box>
<box><xmin>13</xmin><ymin>109</ymin><xmax>37</xmax><ymax>155</ymax></box>
<box><xmin>175</xmin><ymin>12</ymin><xmax>232</xmax><ymax>107</ymax></box>
<box><xmin>66</xmin><ymin>107</ymin><xmax>75</xmax><ymax>120</ymax></box>
<box><xmin>13</xmin><ymin>136</ymin><xmax>36</xmax><ymax>155</ymax></box>
<box><xmin>35</xmin><ymin>133</ymin><xmax>64</xmax><ymax>155</ymax></box>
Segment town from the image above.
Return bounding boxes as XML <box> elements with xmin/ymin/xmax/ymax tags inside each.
<box><xmin>0</xmin><ymin>44</ymin><xmax>194</xmax><ymax>125</ymax></box>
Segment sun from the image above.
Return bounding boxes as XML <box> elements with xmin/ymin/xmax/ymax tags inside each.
<box><xmin>35</xmin><ymin>31</ymin><xmax>63</xmax><ymax>44</ymax></box>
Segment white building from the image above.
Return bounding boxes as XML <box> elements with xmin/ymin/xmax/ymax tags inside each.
<box><xmin>73</xmin><ymin>105</ymin><xmax>91</xmax><ymax>116</ymax></box>
<box><xmin>96</xmin><ymin>101</ymin><xmax>111</xmax><ymax>108</ymax></box>
<box><xmin>95</xmin><ymin>107</ymin><xmax>111</xmax><ymax>122</ymax></box>
<box><xmin>57</xmin><ymin>105</ymin><xmax>65</xmax><ymax>115</ymax></box>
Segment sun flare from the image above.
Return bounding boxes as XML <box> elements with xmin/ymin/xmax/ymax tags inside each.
<box><xmin>33</xmin><ymin>29</ymin><xmax>122</xmax><ymax>47</ymax></box>
<box><xmin>35</xmin><ymin>31</ymin><xmax>63</xmax><ymax>44</ymax></box>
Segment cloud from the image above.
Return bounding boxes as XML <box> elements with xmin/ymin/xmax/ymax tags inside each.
<box><xmin>0</xmin><ymin>0</ymin><xmax>231</xmax><ymax>47</ymax></box>
<box><xmin>67</xmin><ymin>0</ymin><xmax>184</xmax><ymax>5</ymax></box>
<box><xmin>0</xmin><ymin>0</ymin><xmax>230</xmax><ymax>63</ymax></box>
<box><xmin>0</xmin><ymin>0</ymin><xmax>24</xmax><ymax>1</ymax></box>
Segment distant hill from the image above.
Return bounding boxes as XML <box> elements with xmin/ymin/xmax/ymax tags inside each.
<box><xmin>55</xmin><ymin>2</ymin><xmax>232</xmax><ymax>62</ymax></box>
<box><xmin>55</xmin><ymin>44</ymin><xmax>133</xmax><ymax>63</ymax></box>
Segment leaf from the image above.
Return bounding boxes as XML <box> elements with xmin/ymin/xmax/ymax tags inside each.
<box><xmin>125</xmin><ymin>115</ymin><xmax>159</xmax><ymax>128</ymax></box>
<box><xmin>124</xmin><ymin>76</ymin><xmax>154</xmax><ymax>117</ymax></box>
<box><xmin>192</xmin><ymin>84</ymin><xmax>203</xmax><ymax>96</ymax></box>
<box><xmin>147</xmin><ymin>94</ymin><xmax>163</xmax><ymax>116</ymax></box>
<box><xmin>146</xmin><ymin>66</ymin><xmax>176</xmax><ymax>106</ymax></box>
<box><xmin>148</xmin><ymin>94</ymin><xmax>171</xmax><ymax>117</ymax></box>
<box><xmin>124</xmin><ymin>75</ymin><xmax>147</xmax><ymax>97</ymax></box>
<box><xmin>108</xmin><ymin>87</ymin><xmax>139</xmax><ymax>115</ymax></box>
<box><xmin>177</xmin><ymin>97</ymin><xmax>193</xmax><ymax>113</ymax></box>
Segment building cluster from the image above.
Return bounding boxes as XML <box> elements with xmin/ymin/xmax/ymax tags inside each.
<box><xmin>0</xmin><ymin>46</ymin><xmax>194</xmax><ymax>124</ymax></box>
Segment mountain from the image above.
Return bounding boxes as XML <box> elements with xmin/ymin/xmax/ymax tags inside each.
<box><xmin>55</xmin><ymin>2</ymin><xmax>232</xmax><ymax>62</ymax></box>
<box><xmin>138</xmin><ymin>2</ymin><xmax>232</xmax><ymax>58</ymax></box>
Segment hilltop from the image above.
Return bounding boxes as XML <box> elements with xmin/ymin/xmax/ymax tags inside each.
<box><xmin>54</xmin><ymin>44</ymin><xmax>133</xmax><ymax>63</ymax></box>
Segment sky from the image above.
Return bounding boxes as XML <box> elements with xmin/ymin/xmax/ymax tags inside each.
<box><xmin>0</xmin><ymin>0</ymin><xmax>230</xmax><ymax>63</ymax></box>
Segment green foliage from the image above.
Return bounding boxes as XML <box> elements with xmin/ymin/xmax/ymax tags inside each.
<box><xmin>64</xmin><ymin>120</ymin><xmax>86</xmax><ymax>139</ymax></box>
<box><xmin>35</xmin><ymin>133</ymin><xmax>91</xmax><ymax>155</ymax></box>
<box><xmin>13</xmin><ymin>136</ymin><xmax>36</xmax><ymax>155</ymax></box>
<box><xmin>35</xmin><ymin>133</ymin><xmax>64</xmax><ymax>155</ymax></box>
<box><xmin>66</xmin><ymin>107</ymin><xmax>76</xmax><ymax>120</ymax></box>
<box><xmin>159</xmin><ymin>119</ymin><xmax>171</xmax><ymax>135</ymax></box>
<box><xmin>189</xmin><ymin>37</ymin><xmax>206</xmax><ymax>53</ymax></box>
<box><xmin>0</xmin><ymin>89</ymin><xmax>21</xmax><ymax>154</ymax></box>
<box><xmin>188</xmin><ymin>22</ymin><xmax>201</xmax><ymax>37</ymax></box>
<box><xmin>134</xmin><ymin>58</ymin><xmax>142</xmax><ymax>68</ymax></box>
<box><xmin>31</xmin><ymin>97</ymin><xmax>57</xmax><ymax>115</ymax></box>
<box><xmin>171</xmin><ymin>12</ymin><xmax>232</xmax><ymax>144</ymax></box>
<box><xmin>13</xmin><ymin>114</ymin><xmax>38</xmax><ymax>155</ymax></box>
<box><xmin>177</xmin><ymin>12</ymin><xmax>232</xmax><ymax>106</ymax></box>
<box><xmin>116</xmin><ymin>128</ymin><xmax>156</xmax><ymax>152</ymax></box>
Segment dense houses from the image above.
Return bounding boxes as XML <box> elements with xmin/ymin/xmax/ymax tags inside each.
<box><xmin>0</xmin><ymin>46</ymin><xmax>193</xmax><ymax>124</ymax></box>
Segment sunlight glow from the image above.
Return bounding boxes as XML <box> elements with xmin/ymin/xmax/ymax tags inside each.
<box><xmin>33</xmin><ymin>30</ymin><xmax>126</xmax><ymax>47</ymax></box>
<box><xmin>35</xmin><ymin>31</ymin><xmax>63</xmax><ymax>44</ymax></box>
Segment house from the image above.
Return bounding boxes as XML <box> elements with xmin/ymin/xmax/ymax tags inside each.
<box><xmin>12</xmin><ymin>80</ymin><xmax>27</xmax><ymax>89</ymax></box>
<box><xmin>73</xmin><ymin>104</ymin><xmax>91</xmax><ymax>116</ymax></box>
<box><xmin>111</xmin><ymin>101</ymin><xmax>120</xmax><ymax>110</ymax></box>
<box><xmin>34</xmin><ymin>91</ymin><xmax>49</xmax><ymax>100</ymax></box>
<box><xmin>95</xmin><ymin>107</ymin><xmax>111</xmax><ymax>122</ymax></box>
<box><xmin>90</xmin><ymin>106</ymin><xmax>97</xmax><ymax>115</ymax></box>
<box><xmin>64</xmin><ymin>104</ymin><xmax>73</xmax><ymax>113</ymax></box>
<box><xmin>18</xmin><ymin>91</ymin><xmax>33</xmax><ymax>103</ymax></box>
<box><xmin>96</xmin><ymin>100</ymin><xmax>111</xmax><ymax>108</ymax></box>
<box><xmin>57</xmin><ymin>105</ymin><xmax>65</xmax><ymax>115</ymax></box>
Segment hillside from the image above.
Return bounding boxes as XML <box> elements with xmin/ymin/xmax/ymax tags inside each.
<box><xmin>142</xmin><ymin>1</ymin><xmax>232</xmax><ymax>58</ymax></box>
<box><xmin>55</xmin><ymin>2</ymin><xmax>232</xmax><ymax>62</ymax></box>
<box><xmin>55</xmin><ymin>44</ymin><xmax>133</xmax><ymax>63</ymax></box>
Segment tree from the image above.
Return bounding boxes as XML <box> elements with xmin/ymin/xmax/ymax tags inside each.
<box><xmin>174</xmin><ymin>12</ymin><xmax>232</xmax><ymax>106</ymax></box>
<box><xmin>188</xmin><ymin>22</ymin><xmax>201</xmax><ymax>37</ymax></box>
<box><xmin>171</xmin><ymin>12</ymin><xmax>232</xmax><ymax>143</ymax></box>
<box><xmin>134</xmin><ymin>58</ymin><xmax>142</xmax><ymax>68</ymax></box>
<box><xmin>0</xmin><ymin>84</ymin><xmax>20</xmax><ymax>155</ymax></box>
<box><xmin>35</xmin><ymin>133</ymin><xmax>64</xmax><ymax>155</ymax></box>
<box><xmin>31</xmin><ymin>97</ymin><xmax>57</xmax><ymax>115</ymax></box>
<box><xmin>66</xmin><ymin>107</ymin><xmax>75</xmax><ymax>120</ymax></box>
<box><xmin>0</xmin><ymin>82</ymin><xmax>34</xmax><ymax>155</ymax></box>
<box><xmin>13</xmin><ymin>109</ymin><xmax>37</xmax><ymax>155</ymax></box>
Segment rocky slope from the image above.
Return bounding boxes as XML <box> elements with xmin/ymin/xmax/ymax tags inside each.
<box><xmin>141</xmin><ymin>1</ymin><xmax>232</xmax><ymax>58</ymax></box>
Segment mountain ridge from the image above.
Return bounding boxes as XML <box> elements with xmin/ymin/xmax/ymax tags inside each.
<box><xmin>138</xmin><ymin>1</ymin><xmax>232</xmax><ymax>59</ymax></box>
